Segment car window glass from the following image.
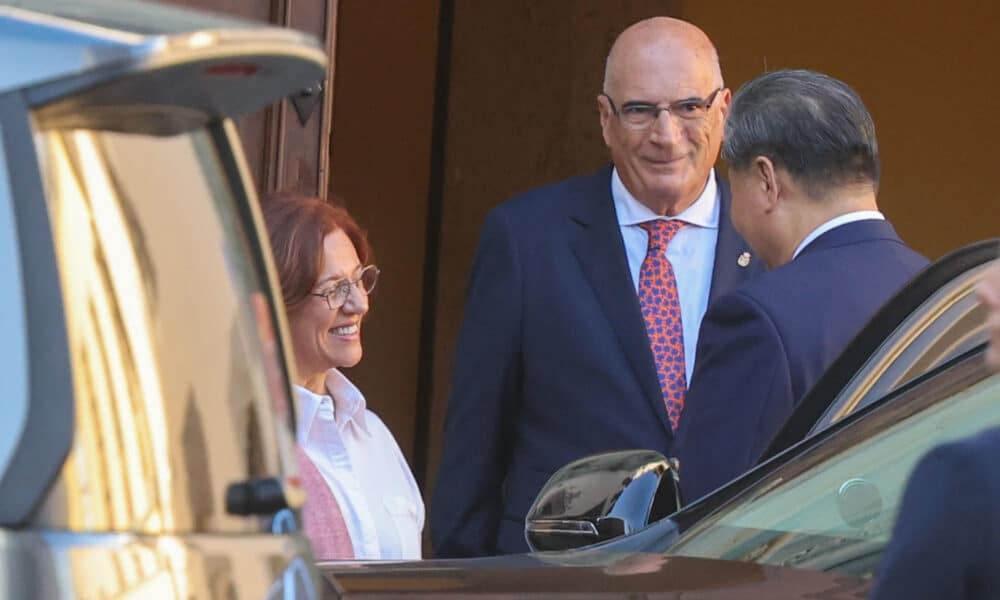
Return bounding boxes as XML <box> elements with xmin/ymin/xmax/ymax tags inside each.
<box><xmin>668</xmin><ymin>365</ymin><xmax>1000</xmax><ymax>578</ymax></box>
<box><xmin>812</xmin><ymin>263</ymin><xmax>991</xmax><ymax>433</ymax></box>
<box><xmin>28</xmin><ymin>127</ymin><xmax>293</xmax><ymax>534</ymax></box>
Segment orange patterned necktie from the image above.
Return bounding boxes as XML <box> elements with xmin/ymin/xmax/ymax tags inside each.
<box><xmin>638</xmin><ymin>220</ymin><xmax>687</xmax><ymax>430</ymax></box>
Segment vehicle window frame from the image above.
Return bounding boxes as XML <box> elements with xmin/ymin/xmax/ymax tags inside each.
<box><xmin>209</xmin><ymin>120</ymin><xmax>298</xmax><ymax>437</ymax></box>
<box><xmin>763</xmin><ymin>239</ymin><xmax>999</xmax><ymax>463</ymax></box>
<box><xmin>665</xmin><ymin>345</ymin><xmax>995</xmax><ymax>576</ymax></box>
<box><xmin>670</xmin><ymin>344</ymin><xmax>989</xmax><ymax>534</ymax></box>
<box><xmin>0</xmin><ymin>97</ymin><xmax>29</xmax><ymax>480</ymax></box>
<box><xmin>10</xmin><ymin>115</ymin><xmax>300</xmax><ymax>533</ymax></box>
<box><xmin>0</xmin><ymin>90</ymin><xmax>74</xmax><ymax>527</ymax></box>
<box><xmin>814</xmin><ymin>264</ymin><xmax>990</xmax><ymax>428</ymax></box>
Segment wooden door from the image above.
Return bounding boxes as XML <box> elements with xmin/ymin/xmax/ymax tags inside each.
<box><xmin>159</xmin><ymin>0</ymin><xmax>338</xmax><ymax>198</ymax></box>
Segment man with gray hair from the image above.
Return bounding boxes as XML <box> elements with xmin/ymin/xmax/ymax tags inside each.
<box><xmin>671</xmin><ymin>69</ymin><xmax>928</xmax><ymax>502</ymax></box>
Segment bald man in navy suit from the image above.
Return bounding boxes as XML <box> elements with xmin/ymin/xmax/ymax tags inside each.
<box><xmin>431</xmin><ymin>18</ymin><xmax>763</xmax><ymax>557</ymax></box>
<box><xmin>671</xmin><ymin>70</ymin><xmax>928</xmax><ymax>502</ymax></box>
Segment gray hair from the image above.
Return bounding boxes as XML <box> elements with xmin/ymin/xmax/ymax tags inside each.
<box><xmin>722</xmin><ymin>69</ymin><xmax>879</xmax><ymax>194</ymax></box>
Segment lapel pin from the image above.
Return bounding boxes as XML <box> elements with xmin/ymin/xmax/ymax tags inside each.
<box><xmin>737</xmin><ymin>252</ymin><xmax>752</xmax><ymax>268</ymax></box>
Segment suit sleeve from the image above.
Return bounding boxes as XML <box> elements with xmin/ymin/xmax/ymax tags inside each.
<box><xmin>870</xmin><ymin>440</ymin><xmax>990</xmax><ymax>600</ymax></box>
<box><xmin>430</xmin><ymin>207</ymin><xmax>523</xmax><ymax>558</ymax></box>
<box><xmin>671</xmin><ymin>291</ymin><xmax>793</xmax><ymax>502</ymax></box>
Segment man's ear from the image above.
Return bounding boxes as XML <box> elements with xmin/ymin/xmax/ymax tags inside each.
<box><xmin>754</xmin><ymin>156</ymin><xmax>780</xmax><ymax>213</ymax></box>
<box><xmin>717</xmin><ymin>88</ymin><xmax>732</xmax><ymax>122</ymax></box>
<box><xmin>597</xmin><ymin>95</ymin><xmax>613</xmax><ymax>147</ymax></box>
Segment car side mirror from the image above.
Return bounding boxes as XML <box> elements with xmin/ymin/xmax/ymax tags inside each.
<box><xmin>524</xmin><ymin>450</ymin><xmax>680</xmax><ymax>552</ymax></box>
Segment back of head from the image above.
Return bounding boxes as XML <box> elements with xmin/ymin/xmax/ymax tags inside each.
<box><xmin>722</xmin><ymin>69</ymin><xmax>879</xmax><ymax>197</ymax></box>
<box><xmin>260</xmin><ymin>191</ymin><xmax>371</xmax><ymax>309</ymax></box>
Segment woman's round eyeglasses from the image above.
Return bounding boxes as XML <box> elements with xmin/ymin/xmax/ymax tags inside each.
<box><xmin>309</xmin><ymin>264</ymin><xmax>380</xmax><ymax>310</ymax></box>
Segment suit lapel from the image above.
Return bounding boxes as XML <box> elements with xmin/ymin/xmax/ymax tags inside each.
<box><xmin>568</xmin><ymin>167</ymin><xmax>674</xmax><ymax>438</ymax></box>
<box><xmin>709</xmin><ymin>177</ymin><xmax>761</xmax><ymax>303</ymax></box>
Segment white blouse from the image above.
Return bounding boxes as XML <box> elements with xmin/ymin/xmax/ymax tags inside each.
<box><xmin>294</xmin><ymin>370</ymin><xmax>424</xmax><ymax>559</ymax></box>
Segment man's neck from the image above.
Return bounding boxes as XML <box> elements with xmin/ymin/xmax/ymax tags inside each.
<box><xmin>778</xmin><ymin>188</ymin><xmax>879</xmax><ymax>266</ymax></box>
<box><xmin>632</xmin><ymin>177</ymin><xmax>711</xmax><ymax>217</ymax></box>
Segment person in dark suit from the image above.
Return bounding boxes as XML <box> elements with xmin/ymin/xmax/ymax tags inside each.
<box><xmin>869</xmin><ymin>426</ymin><xmax>1000</xmax><ymax>600</ymax></box>
<box><xmin>869</xmin><ymin>262</ymin><xmax>1000</xmax><ymax>599</ymax></box>
<box><xmin>978</xmin><ymin>259</ymin><xmax>1000</xmax><ymax>370</ymax></box>
<box><xmin>671</xmin><ymin>70</ymin><xmax>928</xmax><ymax>503</ymax></box>
<box><xmin>431</xmin><ymin>17</ymin><xmax>763</xmax><ymax>557</ymax></box>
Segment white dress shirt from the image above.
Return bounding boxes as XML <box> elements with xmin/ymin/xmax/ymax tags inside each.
<box><xmin>792</xmin><ymin>210</ymin><xmax>886</xmax><ymax>259</ymax></box>
<box><xmin>611</xmin><ymin>167</ymin><xmax>720</xmax><ymax>382</ymax></box>
<box><xmin>294</xmin><ymin>370</ymin><xmax>424</xmax><ymax>560</ymax></box>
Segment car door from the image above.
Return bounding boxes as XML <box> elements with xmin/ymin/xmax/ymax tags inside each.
<box><xmin>0</xmin><ymin>101</ymin><xmax>317</xmax><ymax>599</ymax></box>
<box><xmin>665</xmin><ymin>344</ymin><xmax>999</xmax><ymax>580</ymax></box>
<box><xmin>0</xmin><ymin>2</ymin><xmax>331</xmax><ymax>597</ymax></box>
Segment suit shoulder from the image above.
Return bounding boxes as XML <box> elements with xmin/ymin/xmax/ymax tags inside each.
<box><xmin>908</xmin><ymin>426</ymin><xmax>1000</xmax><ymax>511</ymax></box>
<box><xmin>702</xmin><ymin>287</ymin><xmax>777</xmax><ymax>335</ymax></box>
<box><xmin>736</xmin><ymin>235</ymin><xmax>924</xmax><ymax>306</ymax></box>
<box><xmin>491</xmin><ymin>167</ymin><xmax>610</xmax><ymax>220</ymax></box>
<box><xmin>929</xmin><ymin>426</ymin><xmax>1000</xmax><ymax>472</ymax></box>
<box><xmin>717</xmin><ymin>268</ymin><xmax>798</xmax><ymax>315</ymax></box>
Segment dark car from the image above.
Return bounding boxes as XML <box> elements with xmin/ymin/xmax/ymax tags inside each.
<box><xmin>319</xmin><ymin>239</ymin><xmax>999</xmax><ymax>598</ymax></box>
<box><xmin>0</xmin><ymin>1</ymin><xmax>328</xmax><ymax>597</ymax></box>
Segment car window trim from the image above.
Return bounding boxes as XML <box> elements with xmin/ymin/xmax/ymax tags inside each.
<box><xmin>209</xmin><ymin>120</ymin><xmax>298</xmax><ymax>437</ymax></box>
<box><xmin>670</xmin><ymin>343</ymin><xmax>989</xmax><ymax>534</ymax></box>
<box><xmin>0</xmin><ymin>90</ymin><xmax>74</xmax><ymax>526</ymax></box>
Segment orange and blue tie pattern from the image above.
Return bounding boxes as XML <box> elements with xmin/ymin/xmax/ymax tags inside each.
<box><xmin>638</xmin><ymin>219</ymin><xmax>687</xmax><ymax>430</ymax></box>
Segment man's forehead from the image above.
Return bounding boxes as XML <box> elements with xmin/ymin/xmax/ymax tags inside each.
<box><xmin>608</xmin><ymin>40</ymin><xmax>718</xmax><ymax>91</ymax></box>
<box><xmin>614</xmin><ymin>64</ymin><xmax>716</xmax><ymax>100</ymax></box>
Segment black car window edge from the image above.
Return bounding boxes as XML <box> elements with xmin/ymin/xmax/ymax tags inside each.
<box><xmin>209</xmin><ymin>121</ymin><xmax>297</xmax><ymax>435</ymax></box>
<box><xmin>0</xmin><ymin>90</ymin><xmax>75</xmax><ymax>526</ymax></box>
<box><xmin>670</xmin><ymin>343</ymin><xmax>989</xmax><ymax>533</ymax></box>
<box><xmin>763</xmin><ymin>239</ymin><xmax>1000</xmax><ymax>463</ymax></box>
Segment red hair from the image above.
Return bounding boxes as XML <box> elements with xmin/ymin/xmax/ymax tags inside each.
<box><xmin>261</xmin><ymin>191</ymin><xmax>372</xmax><ymax>309</ymax></box>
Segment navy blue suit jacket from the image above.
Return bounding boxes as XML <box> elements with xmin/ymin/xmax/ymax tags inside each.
<box><xmin>871</xmin><ymin>426</ymin><xmax>1000</xmax><ymax>600</ymax></box>
<box><xmin>431</xmin><ymin>166</ymin><xmax>762</xmax><ymax>557</ymax></box>
<box><xmin>672</xmin><ymin>220</ymin><xmax>928</xmax><ymax>502</ymax></box>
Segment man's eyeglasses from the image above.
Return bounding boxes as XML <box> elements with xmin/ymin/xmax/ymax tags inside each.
<box><xmin>309</xmin><ymin>264</ymin><xmax>380</xmax><ymax>310</ymax></box>
<box><xmin>602</xmin><ymin>87</ymin><xmax>724</xmax><ymax>130</ymax></box>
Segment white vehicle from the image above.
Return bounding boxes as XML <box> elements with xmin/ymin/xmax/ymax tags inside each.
<box><xmin>0</xmin><ymin>1</ymin><xmax>327</xmax><ymax>597</ymax></box>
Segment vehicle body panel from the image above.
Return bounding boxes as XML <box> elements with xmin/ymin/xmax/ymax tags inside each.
<box><xmin>0</xmin><ymin>1</ymin><xmax>327</xmax><ymax>598</ymax></box>
<box><xmin>320</xmin><ymin>555</ymin><xmax>868</xmax><ymax>599</ymax></box>
<box><xmin>1</xmin><ymin>529</ymin><xmax>315</xmax><ymax>599</ymax></box>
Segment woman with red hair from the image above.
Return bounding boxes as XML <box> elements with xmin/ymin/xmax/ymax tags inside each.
<box><xmin>262</xmin><ymin>192</ymin><xmax>423</xmax><ymax>560</ymax></box>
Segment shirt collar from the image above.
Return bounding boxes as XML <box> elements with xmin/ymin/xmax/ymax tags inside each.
<box><xmin>611</xmin><ymin>167</ymin><xmax>720</xmax><ymax>229</ymax></box>
<box><xmin>293</xmin><ymin>369</ymin><xmax>370</xmax><ymax>441</ymax></box>
<box><xmin>792</xmin><ymin>210</ymin><xmax>886</xmax><ymax>259</ymax></box>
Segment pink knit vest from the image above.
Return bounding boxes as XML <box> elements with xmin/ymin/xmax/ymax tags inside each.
<box><xmin>294</xmin><ymin>445</ymin><xmax>354</xmax><ymax>560</ymax></box>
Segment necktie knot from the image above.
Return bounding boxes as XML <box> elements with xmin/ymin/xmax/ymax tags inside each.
<box><xmin>640</xmin><ymin>219</ymin><xmax>686</xmax><ymax>253</ymax></box>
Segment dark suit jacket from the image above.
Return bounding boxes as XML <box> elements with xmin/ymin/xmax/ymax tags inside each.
<box><xmin>871</xmin><ymin>426</ymin><xmax>1000</xmax><ymax>600</ymax></box>
<box><xmin>672</xmin><ymin>220</ymin><xmax>928</xmax><ymax>502</ymax></box>
<box><xmin>431</xmin><ymin>166</ymin><xmax>762</xmax><ymax>557</ymax></box>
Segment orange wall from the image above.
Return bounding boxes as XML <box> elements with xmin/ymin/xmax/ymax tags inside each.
<box><xmin>679</xmin><ymin>0</ymin><xmax>998</xmax><ymax>259</ymax></box>
<box><xmin>328</xmin><ymin>0</ymin><xmax>440</xmax><ymax>460</ymax></box>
